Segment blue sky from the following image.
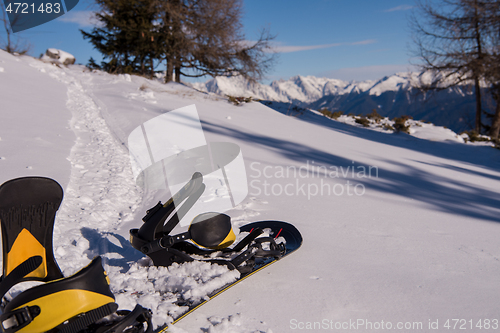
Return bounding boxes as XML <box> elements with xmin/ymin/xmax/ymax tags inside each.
<box><xmin>1</xmin><ymin>0</ymin><xmax>418</xmax><ymax>83</ymax></box>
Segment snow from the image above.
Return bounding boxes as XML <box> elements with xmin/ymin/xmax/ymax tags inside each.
<box><xmin>194</xmin><ymin>75</ymin><xmax>285</xmax><ymax>102</ymax></box>
<box><xmin>0</xmin><ymin>51</ymin><xmax>74</xmax><ymax>186</ymax></box>
<box><xmin>40</xmin><ymin>48</ymin><xmax>76</xmax><ymax>66</ymax></box>
<box><xmin>408</xmin><ymin>121</ymin><xmax>465</xmax><ymax>142</ymax></box>
<box><xmin>328</xmin><ymin>113</ymin><xmax>466</xmax><ymax>143</ymax></box>
<box><xmin>1</xmin><ymin>49</ymin><xmax>500</xmax><ymax>332</ymax></box>
<box><xmin>195</xmin><ymin>75</ymin><xmax>355</xmax><ymax>104</ymax></box>
<box><xmin>368</xmin><ymin>73</ymin><xmax>412</xmax><ymax>96</ymax></box>
<box><xmin>193</xmin><ymin>73</ymin><xmax>415</xmax><ymax>104</ymax></box>
<box><xmin>193</xmin><ymin>71</ymin><xmax>482</xmax><ymax>108</ymax></box>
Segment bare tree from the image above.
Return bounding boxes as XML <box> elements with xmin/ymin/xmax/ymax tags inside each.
<box><xmin>410</xmin><ymin>0</ymin><xmax>494</xmax><ymax>133</ymax></box>
<box><xmin>0</xmin><ymin>3</ymin><xmax>30</xmax><ymax>54</ymax></box>
<box><xmin>479</xmin><ymin>1</ymin><xmax>500</xmax><ymax>142</ymax></box>
<box><xmin>489</xmin><ymin>81</ymin><xmax>500</xmax><ymax>143</ymax></box>
<box><xmin>159</xmin><ymin>0</ymin><xmax>275</xmax><ymax>83</ymax></box>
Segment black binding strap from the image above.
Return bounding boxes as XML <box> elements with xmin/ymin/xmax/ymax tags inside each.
<box><xmin>228</xmin><ymin>228</ymin><xmax>263</xmax><ymax>253</ymax></box>
<box><xmin>230</xmin><ymin>247</ymin><xmax>255</xmax><ymax>268</ymax></box>
<box><xmin>253</xmin><ymin>237</ymin><xmax>285</xmax><ymax>258</ymax></box>
<box><xmin>137</xmin><ymin>232</ymin><xmax>191</xmax><ymax>255</ymax></box>
<box><xmin>137</xmin><ymin>172</ymin><xmax>204</xmax><ymax>243</ymax></box>
<box><xmin>161</xmin><ymin>183</ymin><xmax>205</xmax><ymax>236</ymax></box>
<box><xmin>99</xmin><ymin>304</ymin><xmax>153</xmax><ymax>333</ymax></box>
<box><xmin>0</xmin><ymin>256</ymin><xmax>43</xmax><ymax>300</ymax></box>
<box><xmin>230</xmin><ymin>235</ymin><xmax>285</xmax><ymax>269</ymax></box>
<box><xmin>49</xmin><ymin>303</ymin><xmax>118</xmax><ymax>333</ymax></box>
<box><xmin>0</xmin><ymin>305</ymin><xmax>40</xmax><ymax>333</ymax></box>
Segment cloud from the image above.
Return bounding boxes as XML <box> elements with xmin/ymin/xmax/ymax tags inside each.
<box><xmin>320</xmin><ymin>64</ymin><xmax>418</xmax><ymax>81</ymax></box>
<box><xmin>58</xmin><ymin>10</ymin><xmax>101</xmax><ymax>28</ymax></box>
<box><xmin>384</xmin><ymin>5</ymin><xmax>414</xmax><ymax>12</ymax></box>
<box><xmin>271</xmin><ymin>39</ymin><xmax>376</xmax><ymax>53</ymax></box>
<box><xmin>273</xmin><ymin>43</ymin><xmax>342</xmax><ymax>53</ymax></box>
<box><xmin>349</xmin><ymin>39</ymin><xmax>377</xmax><ymax>46</ymax></box>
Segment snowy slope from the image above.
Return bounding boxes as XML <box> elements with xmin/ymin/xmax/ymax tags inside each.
<box><xmin>0</xmin><ymin>51</ymin><xmax>74</xmax><ymax>186</ymax></box>
<box><xmin>2</xmin><ymin>50</ymin><xmax>500</xmax><ymax>332</ymax></box>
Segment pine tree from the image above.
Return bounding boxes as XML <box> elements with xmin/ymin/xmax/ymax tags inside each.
<box><xmin>83</xmin><ymin>0</ymin><xmax>275</xmax><ymax>83</ymax></box>
<box><xmin>82</xmin><ymin>0</ymin><xmax>162</xmax><ymax>77</ymax></box>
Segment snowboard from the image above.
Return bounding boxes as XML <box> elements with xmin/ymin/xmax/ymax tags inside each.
<box><xmin>153</xmin><ymin>220</ymin><xmax>302</xmax><ymax>333</ymax></box>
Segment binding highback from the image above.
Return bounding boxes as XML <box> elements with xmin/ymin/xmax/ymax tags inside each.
<box><xmin>0</xmin><ymin>177</ymin><xmax>64</xmax><ymax>300</ymax></box>
<box><xmin>0</xmin><ymin>177</ymin><xmax>153</xmax><ymax>333</ymax></box>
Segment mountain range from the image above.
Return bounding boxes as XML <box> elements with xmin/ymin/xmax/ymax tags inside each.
<box><xmin>192</xmin><ymin>73</ymin><xmax>491</xmax><ymax>133</ymax></box>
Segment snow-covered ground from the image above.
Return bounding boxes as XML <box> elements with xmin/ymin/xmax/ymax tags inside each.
<box><xmin>1</xmin><ymin>50</ymin><xmax>500</xmax><ymax>332</ymax></box>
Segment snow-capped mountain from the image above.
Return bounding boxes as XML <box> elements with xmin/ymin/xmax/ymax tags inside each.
<box><xmin>269</xmin><ymin>75</ymin><xmax>352</xmax><ymax>103</ymax></box>
<box><xmin>193</xmin><ymin>72</ymin><xmax>486</xmax><ymax>133</ymax></box>
<box><xmin>192</xmin><ymin>74</ymin><xmax>357</xmax><ymax>104</ymax></box>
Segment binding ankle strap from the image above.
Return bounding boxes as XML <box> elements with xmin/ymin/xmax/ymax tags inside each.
<box><xmin>0</xmin><ymin>256</ymin><xmax>43</xmax><ymax>300</ymax></box>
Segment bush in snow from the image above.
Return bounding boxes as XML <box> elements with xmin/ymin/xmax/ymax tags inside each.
<box><xmin>460</xmin><ymin>130</ymin><xmax>492</xmax><ymax>143</ymax></box>
<box><xmin>384</xmin><ymin>123</ymin><xmax>396</xmax><ymax>131</ymax></box>
<box><xmin>393</xmin><ymin>116</ymin><xmax>412</xmax><ymax>134</ymax></box>
<box><xmin>367</xmin><ymin>109</ymin><xmax>384</xmax><ymax>123</ymax></box>
<box><xmin>319</xmin><ymin>108</ymin><xmax>343</xmax><ymax>119</ymax></box>
<box><xmin>227</xmin><ymin>95</ymin><xmax>253</xmax><ymax>106</ymax></box>
<box><xmin>355</xmin><ymin>116</ymin><xmax>371</xmax><ymax>127</ymax></box>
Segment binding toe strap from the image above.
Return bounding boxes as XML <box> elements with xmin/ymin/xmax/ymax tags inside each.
<box><xmin>92</xmin><ymin>304</ymin><xmax>153</xmax><ymax>333</ymax></box>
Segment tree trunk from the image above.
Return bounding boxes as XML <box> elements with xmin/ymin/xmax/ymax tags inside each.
<box><xmin>2</xmin><ymin>10</ymin><xmax>12</xmax><ymax>53</ymax></box>
<box><xmin>165</xmin><ymin>55</ymin><xmax>173</xmax><ymax>82</ymax></box>
<box><xmin>490</xmin><ymin>100</ymin><xmax>500</xmax><ymax>143</ymax></box>
<box><xmin>174</xmin><ymin>59</ymin><xmax>181</xmax><ymax>83</ymax></box>
<box><xmin>473</xmin><ymin>0</ymin><xmax>483</xmax><ymax>134</ymax></box>
<box><xmin>474</xmin><ymin>76</ymin><xmax>482</xmax><ymax>133</ymax></box>
<box><xmin>163</xmin><ymin>6</ymin><xmax>173</xmax><ymax>83</ymax></box>
<box><xmin>171</xmin><ymin>0</ymin><xmax>181</xmax><ymax>83</ymax></box>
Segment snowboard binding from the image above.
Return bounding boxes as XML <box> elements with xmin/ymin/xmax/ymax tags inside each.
<box><xmin>0</xmin><ymin>177</ymin><xmax>153</xmax><ymax>333</ymax></box>
<box><xmin>130</xmin><ymin>173</ymin><xmax>286</xmax><ymax>273</ymax></box>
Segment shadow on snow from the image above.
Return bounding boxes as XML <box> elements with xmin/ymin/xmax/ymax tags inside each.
<box><xmin>200</xmin><ymin>113</ymin><xmax>500</xmax><ymax>224</ymax></box>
